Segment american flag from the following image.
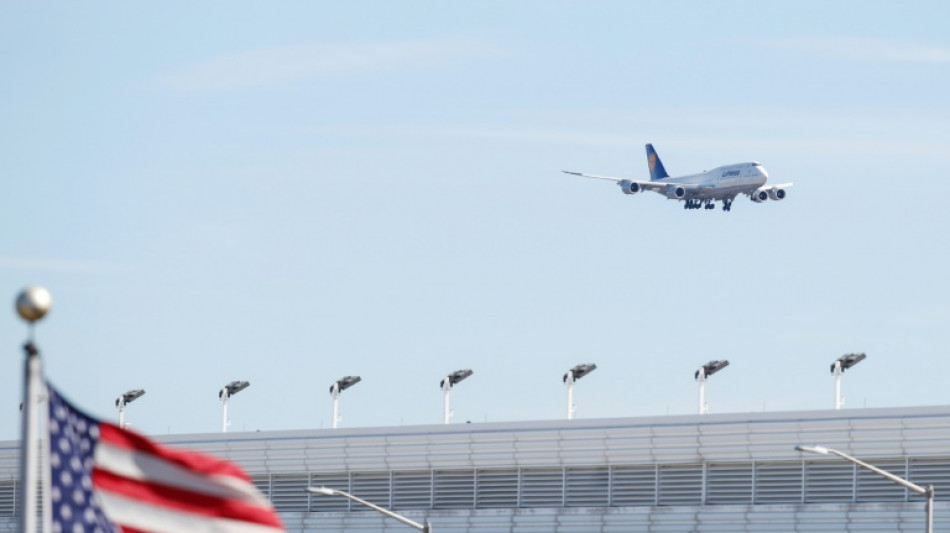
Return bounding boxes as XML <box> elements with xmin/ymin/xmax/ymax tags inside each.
<box><xmin>47</xmin><ymin>383</ymin><xmax>285</xmax><ymax>533</ymax></box>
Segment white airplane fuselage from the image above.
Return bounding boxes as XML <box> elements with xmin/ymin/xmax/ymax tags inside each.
<box><xmin>656</xmin><ymin>162</ymin><xmax>768</xmax><ymax>200</ymax></box>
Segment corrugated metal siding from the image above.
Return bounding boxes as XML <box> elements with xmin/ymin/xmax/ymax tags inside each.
<box><xmin>350</xmin><ymin>471</ymin><xmax>390</xmax><ymax>508</ymax></box>
<box><xmin>0</xmin><ymin>481</ymin><xmax>14</xmax><ymax>517</ymax></box>
<box><xmin>610</xmin><ymin>465</ymin><xmax>656</xmax><ymax>506</ymax></box>
<box><xmin>475</xmin><ymin>468</ymin><xmax>517</xmax><ymax>509</ymax></box>
<box><xmin>754</xmin><ymin>462</ymin><xmax>802</xmax><ymax>504</ymax></box>
<box><xmin>3</xmin><ymin>406</ymin><xmax>950</xmax><ymax>532</ymax></box>
<box><xmin>856</xmin><ymin>458</ymin><xmax>906</xmax><ymax>501</ymax></box>
<box><xmin>240</xmin><ymin>456</ymin><xmax>950</xmax><ymax>514</ymax></box>
<box><xmin>520</xmin><ymin>467</ymin><xmax>563</xmax><ymax>508</ymax></box>
<box><xmin>803</xmin><ymin>461</ymin><xmax>853</xmax><ymax>503</ymax></box>
<box><xmin>391</xmin><ymin>471</ymin><xmax>430</xmax><ymax>510</ymax></box>
<box><xmin>657</xmin><ymin>464</ymin><xmax>703</xmax><ymax>506</ymax></box>
<box><xmin>564</xmin><ymin>466</ymin><xmax>609</xmax><ymax>507</ymax></box>
<box><xmin>433</xmin><ymin>470</ymin><xmax>474</xmax><ymax>509</ymax></box>
<box><xmin>705</xmin><ymin>462</ymin><xmax>752</xmax><ymax>504</ymax></box>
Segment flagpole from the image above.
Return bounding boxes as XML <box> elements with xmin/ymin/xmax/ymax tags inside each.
<box><xmin>41</xmin><ymin>381</ymin><xmax>51</xmax><ymax>533</ymax></box>
<box><xmin>15</xmin><ymin>287</ymin><xmax>52</xmax><ymax>533</ymax></box>
<box><xmin>19</xmin><ymin>341</ymin><xmax>42</xmax><ymax>533</ymax></box>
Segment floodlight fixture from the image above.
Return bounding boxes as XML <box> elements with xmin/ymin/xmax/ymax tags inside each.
<box><xmin>219</xmin><ymin>380</ymin><xmax>250</xmax><ymax>433</ymax></box>
<box><xmin>564</xmin><ymin>363</ymin><xmax>597</xmax><ymax>420</ymax></box>
<box><xmin>331</xmin><ymin>375</ymin><xmax>362</xmax><ymax>394</ymax></box>
<box><xmin>563</xmin><ymin>363</ymin><xmax>597</xmax><ymax>383</ymax></box>
<box><xmin>831</xmin><ymin>353</ymin><xmax>866</xmax><ymax>409</ymax></box>
<box><xmin>794</xmin><ymin>445</ymin><xmax>830</xmax><ymax>455</ymax></box>
<box><xmin>330</xmin><ymin>375</ymin><xmax>362</xmax><ymax>429</ymax></box>
<box><xmin>115</xmin><ymin>389</ymin><xmax>146</xmax><ymax>429</ymax></box>
<box><xmin>116</xmin><ymin>389</ymin><xmax>145</xmax><ymax>406</ymax></box>
<box><xmin>309</xmin><ymin>486</ymin><xmax>336</xmax><ymax>496</ymax></box>
<box><xmin>307</xmin><ymin>486</ymin><xmax>432</xmax><ymax>533</ymax></box>
<box><xmin>695</xmin><ymin>360</ymin><xmax>729</xmax><ymax>380</ymax></box>
<box><xmin>695</xmin><ymin>360</ymin><xmax>729</xmax><ymax>414</ymax></box>
<box><xmin>220</xmin><ymin>380</ymin><xmax>250</xmax><ymax>398</ymax></box>
<box><xmin>796</xmin><ymin>444</ymin><xmax>933</xmax><ymax>533</ymax></box>
<box><xmin>831</xmin><ymin>352</ymin><xmax>866</xmax><ymax>374</ymax></box>
<box><xmin>441</xmin><ymin>369</ymin><xmax>473</xmax><ymax>389</ymax></box>
<box><xmin>441</xmin><ymin>369</ymin><xmax>473</xmax><ymax>424</ymax></box>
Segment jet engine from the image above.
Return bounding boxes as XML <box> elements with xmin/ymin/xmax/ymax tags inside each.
<box><xmin>666</xmin><ymin>185</ymin><xmax>687</xmax><ymax>199</ymax></box>
<box><xmin>768</xmin><ymin>187</ymin><xmax>787</xmax><ymax>201</ymax></box>
<box><xmin>750</xmin><ymin>189</ymin><xmax>769</xmax><ymax>203</ymax></box>
<box><xmin>619</xmin><ymin>180</ymin><xmax>642</xmax><ymax>195</ymax></box>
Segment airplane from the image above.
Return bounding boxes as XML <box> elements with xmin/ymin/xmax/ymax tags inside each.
<box><xmin>563</xmin><ymin>144</ymin><xmax>792</xmax><ymax>211</ymax></box>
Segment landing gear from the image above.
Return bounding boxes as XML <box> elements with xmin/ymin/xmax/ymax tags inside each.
<box><xmin>684</xmin><ymin>199</ymin><xmax>719</xmax><ymax>210</ymax></box>
<box><xmin>683</xmin><ymin>198</ymin><xmax>735</xmax><ymax>212</ymax></box>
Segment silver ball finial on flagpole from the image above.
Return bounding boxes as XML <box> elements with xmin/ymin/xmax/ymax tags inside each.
<box><xmin>16</xmin><ymin>286</ymin><xmax>52</xmax><ymax>323</ymax></box>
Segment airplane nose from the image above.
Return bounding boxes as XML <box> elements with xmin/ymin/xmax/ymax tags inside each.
<box><xmin>759</xmin><ymin>167</ymin><xmax>769</xmax><ymax>180</ymax></box>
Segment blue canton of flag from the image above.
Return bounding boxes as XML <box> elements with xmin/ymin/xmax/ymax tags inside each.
<box><xmin>48</xmin><ymin>386</ymin><xmax>118</xmax><ymax>533</ymax></box>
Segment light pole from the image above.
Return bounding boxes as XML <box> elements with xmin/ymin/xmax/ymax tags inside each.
<box><xmin>330</xmin><ymin>375</ymin><xmax>361</xmax><ymax>429</ymax></box>
<box><xmin>695</xmin><ymin>360</ymin><xmax>729</xmax><ymax>414</ymax></box>
<box><xmin>796</xmin><ymin>445</ymin><xmax>933</xmax><ymax>533</ymax></box>
<box><xmin>219</xmin><ymin>380</ymin><xmax>250</xmax><ymax>433</ymax></box>
<box><xmin>563</xmin><ymin>363</ymin><xmax>597</xmax><ymax>420</ymax></box>
<box><xmin>440</xmin><ymin>369</ymin><xmax>472</xmax><ymax>424</ymax></box>
<box><xmin>831</xmin><ymin>352</ymin><xmax>866</xmax><ymax>409</ymax></box>
<box><xmin>115</xmin><ymin>388</ymin><xmax>146</xmax><ymax>429</ymax></box>
<box><xmin>308</xmin><ymin>486</ymin><xmax>432</xmax><ymax>533</ymax></box>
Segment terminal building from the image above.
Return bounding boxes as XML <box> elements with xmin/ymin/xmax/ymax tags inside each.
<box><xmin>2</xmin><ymin>405</ymin><xmax>950</xmax><ymax>532</ymax></box>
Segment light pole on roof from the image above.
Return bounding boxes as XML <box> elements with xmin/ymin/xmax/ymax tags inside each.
<box><xmin>695</xmin><ymin>360</ymin><xmax>729</xmax><ymax>414</ymax></box>
<box><xmin>831</xmin><ymin>353</ymin><xmax>865</xmax><ymax>409</ymax></box>
<box><xmin>440</xmin><ymin>369</ymin><xmax>472</xmax><ymax>424</ymax></box>
<box><xmin>115</xmin><ymin>389</ymin><xmax>146</xmax><ymax>429</ymax></box>
<box><xmin>330</xmin><ymin>376</ymin><xmax>361</xmax><ymax>429</ymax></box>
<box><xmin>219</xmin><ymin>380</ymin><xmax>250</xmax><ymax>433</ymax></box>
<box><xmin>563</xmin><ymin>363</ymin><xmax>597</xmax><ymax>420</ymax></box>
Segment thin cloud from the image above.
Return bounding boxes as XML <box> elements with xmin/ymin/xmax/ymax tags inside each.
<box><xmin>306</xmin><ymin>122</ymin><xmax>949</xmax><ymax>158</ymax></box>
<box><xmin>0</xmin><ymin>256</ymin><xmax>125</xmax><ymax>274</ymax></box>
<box><xmin>164</xmin><ymin>37</ymin><xmax>505</xmax><ymax>92</ymax></box>
<box><xmin>766</xmin><ymin>36</ymin><xmax>950</xmax><ymax>63</ymax></box>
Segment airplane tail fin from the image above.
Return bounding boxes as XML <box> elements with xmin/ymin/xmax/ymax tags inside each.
<box><xmin>645</xmin><ymin>143</ymin><xmax>669</xmax><ymax>181</ymax></box>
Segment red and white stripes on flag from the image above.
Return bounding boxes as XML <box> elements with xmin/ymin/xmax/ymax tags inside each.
<box><xmin>47</xmin><ymin>383</ymin><xmax>285</xmax><ymax>533</ymax></box>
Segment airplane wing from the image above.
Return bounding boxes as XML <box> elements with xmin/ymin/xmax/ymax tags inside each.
<box><xmin>764</xmin><ymin>182</ymin><xmax>793</xmax><ymax>190</ymax></box>
<box><xmin>561</xmin><ymin>171</ymin><xmax>694</xmax><ymax>192</ymax></box>
<box><xmin>561</xmin><ymin>170</ymin><xmax>625</xmax><ymax>182</ymax></box>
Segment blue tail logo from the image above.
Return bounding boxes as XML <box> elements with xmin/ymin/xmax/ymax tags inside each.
<box><xmin>645</xmin><ymin>144</ymin><xmax>669</xmax><ymax>181</ymax></box>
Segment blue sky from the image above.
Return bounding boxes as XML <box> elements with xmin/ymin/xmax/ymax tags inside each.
<box><xmin>3</xmin><ymin>2</ymin><xmax>950</xmax><ymax>437</ymax></box>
